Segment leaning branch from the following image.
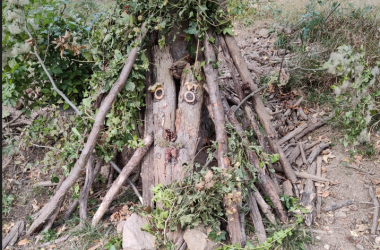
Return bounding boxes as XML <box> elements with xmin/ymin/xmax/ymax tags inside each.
<box><xmin>27</xmin><ymin>23</ymin><xmax>147</xmax><ymax>235</ymax></box>
<box><xmin>23</xmin><ymin>8</ymin><xmax>81</xmax><ymax>116</ymax></box>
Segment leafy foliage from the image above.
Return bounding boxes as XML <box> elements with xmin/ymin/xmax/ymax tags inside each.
<box><xmin>2</xmin><ymin>192</ymin><xmax>15</xmax><ymax>215</ymax></box>
<box><xmin>324</xmin><ymin>45</ymin><xmax>379</xmax><ymax>146</ymax></box>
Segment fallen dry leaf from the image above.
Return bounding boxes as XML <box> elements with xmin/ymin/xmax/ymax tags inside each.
<box><xmin>87</xmin><ymin>242</ymin><xmax>102</xmax><ymax>250</ymax></box>
<box><xmin>31</xmin><ymin>199</ymin><xmax>41</xmax><ymax>212</ymax></box>
<box><xmin>354</xmin><ymin>155</ymin><xmax>363</xmax><ymax>166</ymax></box>
<box><xmin>322</xmin><ymin>153</ymin><xmax>336</xmax><ymax>164</ymax></box>
<box><xmin>110</xmin><ymin>205</ymin><xmax>132</xmax><ymax>222</ymax></box>
<box><xmin>376</xmin><ymin>186</ymin><xmax>380</xmax><ymax>198</ymax></box>
<box><xmin>57</xmin><ymin>224</ymin><xmax>66</xmax><ymax>234</ymax></box>
<box><xmin>2</xmin><ymin>222</ymin><xmax>15</xmax><ymax>234</ymax></box>
<box><xmin>18</xmin><ymin>238</ymin><xmax>29</xmax><ymax>246</ymax></box>
<box><xmin>49</xmin><ymin>244</ymin><xmax>57</xmax><ymax>249</ymax></box>
<box><xmin>321</xmin><ymin>166</ymin><xmax>326</xmax><ymax>173</ymax></box>
<box><xmin>320</xmin><ymin>190</ymin><xmax>330</xmax><ymax>198</ymax></box>
<box><xmin>343</xmin><ymin>158</ymin><xmax>350</xmax><ymax>163</ymax></box>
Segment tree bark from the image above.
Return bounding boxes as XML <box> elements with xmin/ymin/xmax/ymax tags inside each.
<box><xmin>153</xmin><ymin>44</ymin><xmax>177</xmax><ymax>186</ymax></box>
<box><xmin>248</xmin><ymin>192</ymin><xmax>267</xmax><ymax>243</ymax></box>
<box><xmin>307</xmin><ymin>142</ymin><xmax>329</xmax><ymax>165</ymax></box>
<box><xmin>369</xmin><ymin>185</ymin><xmax>379</xmax><ymax>234</ymax></box>
<box><xmin>27</xmin><ymin>24</ymin><xmax>147</xmax><ymax>235</ymax></box>
<box><xmin>203</xmin><ymin>31</ymin><xmax>230</xmax><ymax>170</ymax></box>
<box><xmin>283</xmin><ymin>180</ymin><xmax>294</xmax><ymax>197</ymax></box>
<box><xmin>300</xmin><ymin>162</ymin><xmax>317</xmax><ymax>226</ymax></box>
<box><xmin>79</xmin><ymin>152</ymin><xmax>95</xmax><ymax>224</ymax></box>
<box><xmin>278</xmin><ymin>123</ymin><xmax>308</xmax><ymax>146</ymax></box>
<box><xmin>224</xmin><ymin>34</ymin><xmax>297</xmax><ymax>184</ymax></box>
<box><xmin>173</xmin><ymin>64</ymin><xmax>204</xmax><ymax>179</ymax></box>
<box><xmin>141</xmin><ymin>47</ymin><xmax>155</xmax><ymax>208</ymax></box>
<box><xmin>287</xmin><ymin>140</ymin><xmax>319</xmax><ymax>164</ymax></box>
<box><xmin>253</xmin><ymin>189</ymin><xmax>277</xmax><ymax>225</ymax></box>
<box><xmin>221</xmin><ymin>95</ymin><xmax>288</xmax><ymax>223</ymax></box>
<box><xmin>92</xmin><ymin>134</ymin><xmax>154</xmax><ymax>227</ymax></box>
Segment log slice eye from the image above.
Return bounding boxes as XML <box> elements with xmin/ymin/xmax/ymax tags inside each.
<box><xmin>155</xmin><ymin>87</ymin><xmax>164</xmax><ymax>100</ymax></box>
<box><xmin>184</xmin><ymin>91</ymin><xmax>195</xmax><ymax>103</ymax></box>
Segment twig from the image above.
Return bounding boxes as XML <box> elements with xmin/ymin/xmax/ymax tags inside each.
<box><xmin>163</xmin><ymin>202</ymin><xmax>176</xmax><ymax>245</ymax></box>
<box><xmin>233</xmin><ymin>85</ymin><xmax>267</xmax><ymax>112</ymax></box>
<box><xmin>23</xmin><ymin>7</ymin><xmax>81</xmax><ymax>116</ymax></box>
<box><xmin>344</xmin><ymin>164</ymin><xmax>374</xmax><ymax>175</ymax></box>
<box><xmin>2</xmin><ymin>113</ymin><xmax>23</xmax><ymax>129</ymax></box>
<box><xmin>109</xmin><ymin>160</ymin><xmax>143</xmax><ymax>205</ymax></box>
<box><xmin>30</xmin><ymin>143</ymin><xmax>62</xmax><ymax>151</ymax></box>
<box><xmin>369</xmin><ymin>185</ymin><xmax>379</xmax><ymax>234</ymax></box>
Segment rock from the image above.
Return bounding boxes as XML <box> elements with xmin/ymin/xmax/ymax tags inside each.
<box><xmin>258</xmin><ymin>28</ymin><xmax>269</xmax><ymax>38</ymax></box>
<box><xmin>183</xmin><ymin>224</ymin><xmax>219</xmax><ymax>250</ymax></box>
<box><xmin>117</xmin><ymin>220</ymin><xmax>126</xmax><ymax>234</ymax></box>
<box><xmin>324</xmin><ymin>244</ymin><xmax>330</xmax><ymax>250</ymax></box>
<box><xmin>356</xmin><ymin>244</ymin><xmax>364</xmax><ymax>250</ymax></box>
<box><xmin>100</xmin><ymin>164</ymin><xmax>110</xmax><ymax>179</ymax></box>
<box><xmin>375</xmin><ymin>236</ymin><xmax>380</xmax><ymax>244</ymax></box>
<box><xmin>335</xmin><ymin>211</ymin><xmax>347</xmax><ymax>218</ymax></box>
<box><xmin>122</xmin><ymin>213</ymin><xmax>156</xmax><ymax>250</ymax></box>
<box><xmin>316</xmin><ymin>236</ymin><xmax>321</xmax><ymax>240</ymax></box>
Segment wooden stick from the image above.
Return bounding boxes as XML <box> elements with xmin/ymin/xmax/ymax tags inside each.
<box><xmin>33</xmin><ymin>181</ymin><xmax>59</xmax><ymax>187</ymax></box>
<box><xmin>344</xmin><ymin>164</ymin><xmax>374</xmax><ymax>175</ymax></box>
<box><xmin>92</xmin><ymin>134</ymin><xmax>153</xmax><ymax>226</ymax></box>
<box><xmin>224</xmin><ymin>34</ymin><xmax>297</xmax><ymax>184</ymax></box>
<box><xmin>307</xmin><ymin>142</ymin><xmax>329</xmax><ymax>165</ymax></box>
<box><xmin>316</xmin><ymin>157</ymin><xmax>322</xmax><ymax>218</ymax></box>
<box><xmin>369</xmin><ymin>185</ymin><xmax>379</xmax><ymax>234</ymax></box>
<box><xmin>283</xmin><ymin>180</ymin><xmax>294</xmax><ymax>197</ymax></box>
<box><xmin>79</xmin><ymin>152</ymin><xmax>95</xmax><ymax>224</ymax></box>
<box><xmin>278</xmin><ymin>123</ymin><xmax>308</xmax><ymax>145</ymax></box>
<box><xmin>28</xmin><ymin>24</ymin><xmax>147</xmax><ymax>235</ymax></box>
<box><xmin>300</xmin><ymin>162</ymin><xmax>317</xmax><ymax>226</ymax></box>
<box><xmin>2</xmin><ymin>220</ymin><xmax>24</xmax><ymax>249</ymax></box>
<box><xmin>141</xmin><ymin>47</ymin><xmax>155</xmax><ymax>208</ymax></box>
<box><xmin>252</xmin><ymin>190</ymin><xmax>277</xmax><ymax>225</ymax></box>
<box><xmin>248</xmin><ymin>192</ymin><xmax>267</xmax><ymax>243</ymax></box>
<box><xmin>324</xmin><ymin>199</ymin><xmax>354</xmax><ymax>212</ymax></box>
<box><xmin>297</xmin><ymin>107</ymin><xmax>308</xmax><ymax>121</ymax></box>
<box><xmin>109</xmin><ymin>160</ymin><xmax>143</xmax><ymax>204</ymax></box>
<box><xmin>222</xmin><ymin>96</ymin><xmax>288</xmax><ymax>223</ymax></box>
<box><xmin>299</xmin><ymin>142</ymin><xmax>307</xmax><ymax>165</ymax></box>
<box><xmin>295</xmin><ymin>120</ymin><xmax>327</xmax><ymax>140</ymax></box>
<box><xmin>288</xmin><ymin>140</ymin><xmax>320</xmax><ymax>164</ymax></box>
<box><xmin>203</xmin><ymin>31</ymin><xmax>230</xmax><ymax>170</ymax></box>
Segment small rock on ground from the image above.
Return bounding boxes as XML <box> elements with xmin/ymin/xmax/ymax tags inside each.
<box><xmin>183</xmin><ymin>224</ymin><xmax>219</xmax><ymax>250</ymax></box>
<box><xmin>324</xmin><ymin>244</ymin><xmax>330</xmax><ymax>250</ymax></box>
<box><xmin>122</xmin><ymin>213</ymin><xmax>156</xmax><ymax>250</ymax></box>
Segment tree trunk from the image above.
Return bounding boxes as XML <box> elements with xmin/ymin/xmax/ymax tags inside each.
<box><xmin>141</xmin><ymin>47</ymin><xmax>155</xmax><ymax>208</ymax></box>
<box><xmin>79</xmin><ymin>152</ymin><xmax>95</xmax><ymax>224</ymax></box>
<box><xmin>173</xmin><ymin>64</ymin><xmax>204</xmax><ymax>179</ymax></box>
<box><xmin>153</xmin><ymin>44</ymin><xmax>178</xmax><ymax>186</ymax></box>
<box><xmin>27</xmin><ymin>25</ymin><xmax>147</xmax><ymax>235</ymax></box>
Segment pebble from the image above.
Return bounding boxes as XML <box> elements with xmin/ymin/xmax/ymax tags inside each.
<box><xmin>356</xmin><ymin>244</ymin><xmax>364</xmax><ymax>250</ymax></box>
<box><xmin>316</xmin><ymin>236</ymin><xmax>321</xmax><ymax>240</ymax></box>
<box><xmin>324</xmin><ymin>244</ymin><xmax>330</xmax><ymax>250</ymax></box>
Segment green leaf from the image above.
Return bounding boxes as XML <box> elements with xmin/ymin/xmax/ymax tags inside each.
<box><xmin>125</xmin><ymin>81</ymin><xmax>135</xmax><ymax>91</ymax></box>
<box><xmin>72</xmin><ymin>127</ymin><xmax>82</xmax><ymax>139</ymax></box>
<box><xmin>63</xmin><ymin>103</ymin><xmax>69</xmax><ymax>110</ymax></box>
<box><xmin>158</xmin><ymin>36</ymin><xmax>165</xmax><ymax>49</ymax></box>
<box><xmin>208</xmin><ymin>37</ymin><xmax>215</xmax><ymax>44</ymax></box>
<box><xmin>222</xmin><ymin>27</ymin><xmax>234</xmax><ymax>36</ymax></box>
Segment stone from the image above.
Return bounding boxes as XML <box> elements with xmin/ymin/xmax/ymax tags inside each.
<box><xmin>324</xmin><ymin>244</ymin><xmax>330</xmax><ymax>250</ymax></box>
<box><xmin>316</xmin><ymin>236</ymin><xmax>321</xmax><ymax>240</ymax></box>
<box><xmin>258</xmin><ymin>28</ymin><xmax>269</xmax><ymax>38</ymax></box>
<box><xmin>356</xmin><ymin>244</ymin><xmax>364</xmax><ymax>250</ymax></box>
<box><xmin>117</xmin><ymin>220</ymin><xmax>126</xmax><ymax>234</ymax></box>
<box><xmin>183</xmin><ymin>224</ymin><xmax>219</xmax><ymax>250</ymax></box>
<box><xmin>122</xmin><ymin>213</ymin><xmax>156</xmax><ymax>250</ymax></box>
